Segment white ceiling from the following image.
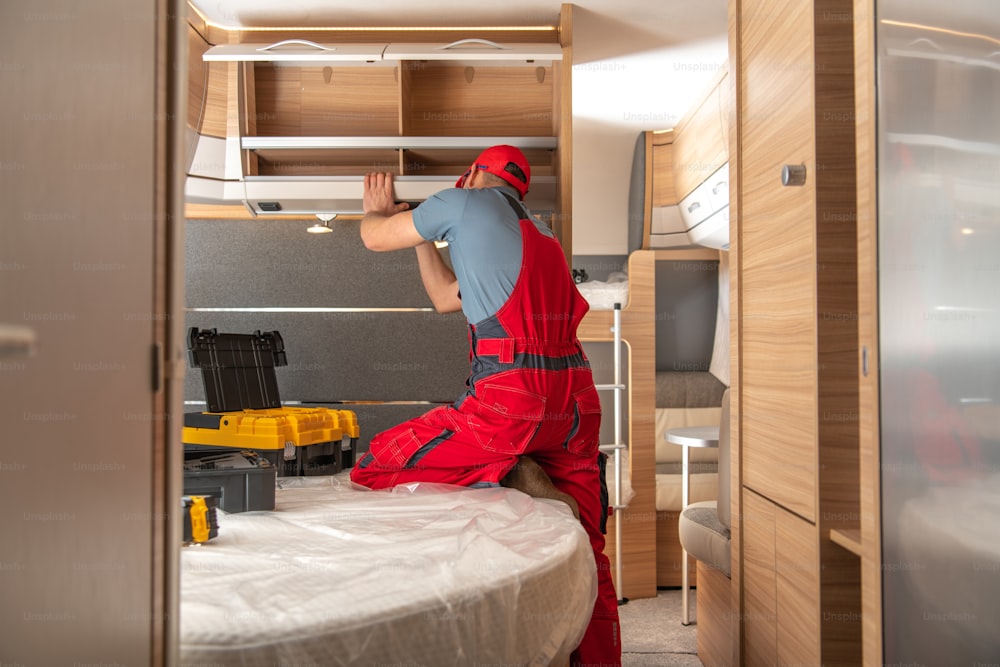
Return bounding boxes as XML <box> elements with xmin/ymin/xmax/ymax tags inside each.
<box><xmin>189</xmin><ymin>1</ymin><xmax>729</xmax><ymax>63</ymax></box>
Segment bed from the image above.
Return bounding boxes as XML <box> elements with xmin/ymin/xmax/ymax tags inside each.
<box><xmin>179</xmin><ymin>473</ymin><xmax>596</xmax><ymax>666</ymax></box>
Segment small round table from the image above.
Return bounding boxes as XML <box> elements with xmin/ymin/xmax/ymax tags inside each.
<box><xmin>665</xmin><ymin>425</ymin><xmax>720</xmax><ymax>625</ymax></box>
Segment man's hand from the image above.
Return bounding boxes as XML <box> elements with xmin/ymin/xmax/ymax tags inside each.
<box><xmin>364</xmin><ymin>172</ymin><xmax>410</xmax><ymax>216</ymax></box>
<box><xmin>359</xmin><ymin>173</ymin><xmax>423</xmax><ymax>252</ymax></box>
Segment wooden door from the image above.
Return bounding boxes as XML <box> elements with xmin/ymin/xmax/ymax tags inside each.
<box><xmin>733</xmin><ymin>0</ymin><xmax>861</xmax><ymax>663</ymax></box>
<box><xmin>0</xmin><ymin>0</ymin><xmax>184</xmax><ymax>663</ymax></box>
<box><xmin>739</xmin><ymin>0</ymin><xmax>819</xmax><ymax>524</ymax></box>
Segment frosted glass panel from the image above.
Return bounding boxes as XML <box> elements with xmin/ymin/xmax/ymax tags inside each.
<box><xmin>877</xmin><ymin>1</ymin><xmax>1000</xmax><ymax>662</ymax></box>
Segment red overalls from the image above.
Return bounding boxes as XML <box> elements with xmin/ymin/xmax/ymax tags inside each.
<box><xmin>351</xmin><ymin>197</ymin><xmax>622</xmax><ymax>666</ymax></box>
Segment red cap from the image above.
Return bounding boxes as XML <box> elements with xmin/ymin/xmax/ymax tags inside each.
<box><xmin>455</xmin><ymin>145</ymin><xmax>531</xmax><ymax>199</ymax></box>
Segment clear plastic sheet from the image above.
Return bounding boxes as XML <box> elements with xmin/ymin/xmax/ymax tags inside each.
<box><xmin>180</xmin><ymin>472</ymin><xmax>597</xmax><ymax>666</ymax></box>
<box><xmin>576</xmin><ymin>272</ymin><xmax>629</xmax><ymax>311</ymax></box>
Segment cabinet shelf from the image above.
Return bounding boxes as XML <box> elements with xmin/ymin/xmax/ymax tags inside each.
<box><xmin>829</xmin><ymin>527</ymin><xmax>863</xmax><ymax>557</ymax></box>
<box><xmin>241</xmin><ymin>136</ymin><xmax>558</xmax><ymax>150</ymax></box>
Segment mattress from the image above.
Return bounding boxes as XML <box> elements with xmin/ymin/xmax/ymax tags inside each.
<box><xmin>180</xmin><ymin>473</ymin><xmax>596</xmax><ymax>666</ymax></box>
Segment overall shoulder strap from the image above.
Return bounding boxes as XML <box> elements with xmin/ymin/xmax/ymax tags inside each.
<box><xmin>498</xmin><ymin>190</ymin><xmax>530</xmax><ymax>220</ymax></box>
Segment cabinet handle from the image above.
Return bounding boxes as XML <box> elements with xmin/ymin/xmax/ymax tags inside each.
<box><xmin>687</xmin><ymin>201</ymin><xmax>701</xmax><ymax>214</ymax></box>
<box><xmin>440</xmin><ymin>38</ymin><xmax>510</xmax><ymax>51</ymax></box>
<box><xmin>256</xmin><ymin>39</ymin><xmax>336</xmax><ymax>52</ymax></box>
<box><xmin>713</xmin><ymin>181</ymin><xmax>728</xmax><ymax>195</ymax></box>
<box><xmin>781</xmin><ymin>164</ymin><xmax>807</xmax><ymax>187</ymax></box>
<box><xmin>0</xmin><ymin>324</ymin><xmax>37</xmax><ymax>360</ymax></box>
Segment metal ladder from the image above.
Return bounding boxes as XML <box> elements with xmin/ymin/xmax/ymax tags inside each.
<box><xmin>596</xmin><ymin>303</ymin><xmax>628</xmax><ymax>604</ymax></box>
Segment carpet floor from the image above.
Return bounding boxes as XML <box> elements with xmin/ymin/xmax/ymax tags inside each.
<box><xmin>618</xmin><ymin>588</ymin><xmax>702</xmax><ymax>666</ymax></box>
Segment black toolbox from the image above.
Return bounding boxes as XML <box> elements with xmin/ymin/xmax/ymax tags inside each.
<box><xmin>183</xmin><ymin>450</ymin><xmax>276</xmax><ymax>514</ymax></box>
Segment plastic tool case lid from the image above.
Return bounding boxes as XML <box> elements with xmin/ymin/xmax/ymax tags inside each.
<box><xmin>187</xmin><ymin>327</ymin><xmax>287</xmax><ymax>412</ymax></box>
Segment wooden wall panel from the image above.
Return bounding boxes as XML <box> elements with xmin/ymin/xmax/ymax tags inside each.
<box><xmin>696</xmin><ymin>560</ymin><xmax>733</xmax><ymax>667</ymax></box>
<box><xmin>853</xmin><ymin>0</ymin><xmax>883</xmax><ymax>663</ymax></box>
<box><xmin>405</xmin><ymin>64</ymin><xmax>554</xmax><ymax>137</ymax></box>
<box><xmin>725</xmin><ymin>2</ymin><xmax>742</xmax><ymax>664</ymax></box>
<box><xmin>252</xmin><ymin>64</ymin><xmax>401</xmax><ymax>137</ymax></box>
<box><xmin>200</xmin><ymin>61</ymin><xmax>231</xmax><ymax>139</ymax></box>
<box><xmin>655</xmin><ymin>510</ymin><xmax>697</xmax><ymax>588</ymax></box>
<box><xmin>187</xmin><ymin>24</ymin><xmax>208</xmax><ymax>133</ymax></box>
<box><xmin>555</xmin><ymin>3</ymin><xmax>573</xmax><ymax>261</ymax></box>
<box><xmin>300</xmin><ymin>66</ymin><xmax>399</xmax><ymax>136</ymax></box>
<box><xmin>651</xmin><ymin>134</ymin><xmax>676</xmax><ymax>207</ymax></box>
<box><xmin>775</xmin><ymin>507</ymin><xmax>821</xmax><ymax>666</ymax></box>
<box><xmin>742</xmin><ymin>489</ymin><xmax>777</xmax><ymax>667</ymax></box>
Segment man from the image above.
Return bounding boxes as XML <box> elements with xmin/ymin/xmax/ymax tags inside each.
<box><xmin>349</xmin><ymin>145</ymin><xmax>621</xmax><ymax>666</ymax></box>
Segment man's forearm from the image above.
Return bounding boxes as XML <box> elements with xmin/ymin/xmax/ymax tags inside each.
<box><xmin>415</xmin><ymin>242</ymin><xmax>461</xmax><ymax>313</ymax></box>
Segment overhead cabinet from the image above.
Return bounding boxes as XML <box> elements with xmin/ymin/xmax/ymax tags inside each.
<box><xmin>188</xmin><ymin>32</ymin><xmax>570</xmax><ymax>240</ymax></box>
<box><xmin>383</xmin><ymin>39</ymin><xmax>563</xmax><ymax>63</ymax></box>
<box><xmin>202</xmin><ymin>39</ymin><xmax>562</xmax><ymax>63</ymax></box>
<box><xmin>640</xmin><ymin>64</ymin><xmax>731</xmax><ymax>251</ymax></box>
<box><xmin>203</xmin><ymin>40</ymin><xmax>389</xmax><ymax>62</ymax></box>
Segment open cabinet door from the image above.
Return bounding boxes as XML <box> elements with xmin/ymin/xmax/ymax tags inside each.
<box><xmin>0</xmin><ymin>1</ymin><xmax>185</xmax><ymax>663</ymax></box>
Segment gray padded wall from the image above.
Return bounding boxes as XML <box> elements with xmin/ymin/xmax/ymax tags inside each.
<box><xmin>185</xmin><ymin>218</ymin><xmax>470</xmax><ymax>450</ymax></box>
<box><xmin>655</xmin><ymin>260</ymin><xmax>719</xmax><ymax>372</ymax></box>
<box><xmin>627</xmin><ymin>131</ymin><xmax>647</xmax><ymax>254</ymax></box>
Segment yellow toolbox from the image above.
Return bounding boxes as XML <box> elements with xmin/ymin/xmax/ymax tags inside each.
<box><xmin>183</xmin><ymin>328</ymin><xmax>360</xmax><ymax>477</ymax></box>
<box><xmin>183</xmin><ymin>406</ymin><xmax>360</xmax><ymax>475</ymax></box>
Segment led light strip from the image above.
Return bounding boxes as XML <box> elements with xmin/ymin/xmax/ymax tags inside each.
<box><xmin>186</xmin><ymin>307</ymin><xmax>435</xmax><ymax>313</ymax></box>
<box><xmin>189</xmin><ymin>2</ymin><xmax>556</xmax><ymax>34</ymax></box>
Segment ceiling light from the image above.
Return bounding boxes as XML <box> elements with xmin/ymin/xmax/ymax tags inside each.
<box><xmin>308</xmin><ymin>213</ymin><xmax>336</xmax><ymax>234</ymax></box>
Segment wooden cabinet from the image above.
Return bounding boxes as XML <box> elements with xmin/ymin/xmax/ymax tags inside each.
<box><xmin>743</xmin><ymin>489</ymin><xmax>822</xmax><ymax>666</ymax></box>
<box><xmin>731</xmin><ymin>0</ymin><xmax>862</xmax><ymax>663</ymax></box>
<box><xmin>185</xmin><ymin>14</ymin><xmax>575</xmax><ymax>257</ymax></box>
<box><xmin>640</xmin><ymin>64</ymin><xmax>730</xmax><ymax>251</ymax></box>
<box><xmin>672</xmin><ymin>66</ymin><xmax>729</xmax><ymax>201</ymax></box>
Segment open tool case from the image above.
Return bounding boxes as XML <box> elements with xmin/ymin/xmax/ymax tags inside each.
<box><xmin>182</xmin><ymin>327</ymin><xmax>360</xmax><ymax>512</ymax></box>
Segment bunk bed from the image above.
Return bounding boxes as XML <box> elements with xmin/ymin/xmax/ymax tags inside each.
<box><xmin>578</xmin><ymin>248</ymin><xmax>729</xmax><ymax>593</ymax></box>
<box><xmin>577</xmin><ymin>249</ymin><xmax>659</xmax><ymax>600</ymax></box>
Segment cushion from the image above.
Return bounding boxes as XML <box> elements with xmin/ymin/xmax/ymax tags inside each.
<box><xmin>678</xmin><ymin>500</ymin><xmax>731</xmax><ymax>577</ymax></box>
<box><xmin>654</xmin><ymin>467</ymin><xmax>718</xmax><ymax>512</ymax></box>
<box><xmin>655</xmin><ymin>407</ymin><xmax>722</xmax><ymax>464</ymax></box>
<box><xmin>655</xmin><ymin>371</ymin><xmax>727</xmax><ymax>409</ymax></box>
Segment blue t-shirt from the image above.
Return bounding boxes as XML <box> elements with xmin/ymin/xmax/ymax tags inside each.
<box><xmin>412</xmin><ymin>186</ymin><xmax>554</xmax><ymax>325</ymax></box>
